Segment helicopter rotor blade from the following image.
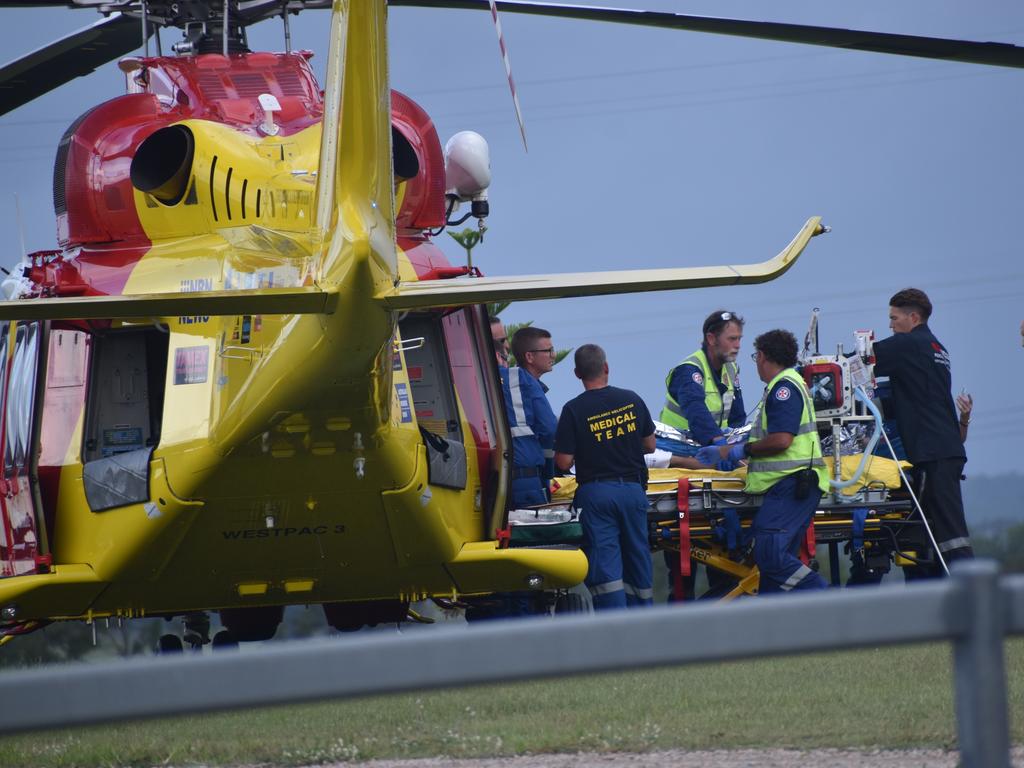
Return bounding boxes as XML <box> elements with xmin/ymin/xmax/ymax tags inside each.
<box><xmin>0</xmin><ymin>12</ymin><xmax>147</xmax><ymax>116</ymax></box>
<box><xmin>488</xmin><ymin>0</ymin><xmax>528</xmax><ymax>151</ymax></box>
<box><xmin>389</xmin><ymin>0</ymin><xmax>1024</xmax><ymax>70</ymax></box>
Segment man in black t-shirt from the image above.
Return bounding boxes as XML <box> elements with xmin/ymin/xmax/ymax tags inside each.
<box><xmin>874</xmin><ymin>287</ymin><xmax>972</xmax><ymax>576</ymax></box>
<box><xmin>554</xmin><ymin>344</ymin><xmax>656</xmax><ymax>610</ymax></box>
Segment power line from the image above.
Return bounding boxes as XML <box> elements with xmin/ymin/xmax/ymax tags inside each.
<box><xmin>434</xmin><ymin>65</ymin><xmax>1019</xmax><ymax>129</ymax></box>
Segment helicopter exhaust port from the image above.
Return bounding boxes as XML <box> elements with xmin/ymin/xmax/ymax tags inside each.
<box><xmin>130</xmin><ymin>125</ymin><xmax>195</xmax><ymax>205</ymax></box>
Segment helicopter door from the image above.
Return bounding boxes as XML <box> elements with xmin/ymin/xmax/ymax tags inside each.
<box><xmin>399</xmin><ymin>314</ymin><xmax>467</xmax><ymax>490</ymax></box>
<box><xmin>80</xmin><ymin>328</ymin><xmax>169</xmax><ymax>512</ymax></box>
<box><xmin>0</xmin><ymin>322</ymin><xmax>43</xmax><ymax>577</ymax></box>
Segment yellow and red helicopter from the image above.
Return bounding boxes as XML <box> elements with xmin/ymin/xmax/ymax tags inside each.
<box><xmin>0</xmin><ymin>0</ymin><xmax>1019</xmax><ymax>648</ymax></box>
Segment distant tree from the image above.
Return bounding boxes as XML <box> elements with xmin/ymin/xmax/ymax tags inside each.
<box><xmin>447</xmin><ymin>229</ymin><xmax>572</xmax><ymax>368</ymax></box>
<box><xmin>972</xmin><ymin>521</ymin><xmax>1024</xmax><ymax>572</ymax></box>
<box><xmin>487</xmin><ymin>303</ymin><xmax>572</xmax><ymax>369</ymax></box>
<box><xmin>0</xmin><ymin>621</ymin><xmax>94</xmax><ymax>668</ymax></box>
<box><xmin>0</xmin><ymin>618</ymin><xmax>165</xmax><ymax>668</ymax></box>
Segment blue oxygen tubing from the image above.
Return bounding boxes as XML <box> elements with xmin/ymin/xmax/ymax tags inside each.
<box><xmin>827</xmin><ymin>386</ymin><xmax>882</xmax><ymax>490</ymax></box>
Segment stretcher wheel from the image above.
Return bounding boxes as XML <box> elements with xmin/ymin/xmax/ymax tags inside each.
<box><xmin>554</xmin><ymin>592</ymin><xmax>587</xmax><ymax>615</ymax></box>
<box><xmin>157</xmin><ymin>634</ymin><xmax>183</xmax><ymax>653</ymax></box>
<box><xmin>211</xmin><ymin>630</ymin><xmax>239</xmax><ymax>649</ymax></box>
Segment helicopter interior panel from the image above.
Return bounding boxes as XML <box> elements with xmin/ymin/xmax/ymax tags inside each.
<box><xmin>399</xmin><ymin>314</ymin><xmax>467</xmax><ymax>490</ymax></box>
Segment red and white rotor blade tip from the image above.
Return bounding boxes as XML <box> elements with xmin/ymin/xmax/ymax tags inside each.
<box><xmin>489</xmin><ymin>0</ymin><xmax>528</xmax><ymax>152</ymax></box>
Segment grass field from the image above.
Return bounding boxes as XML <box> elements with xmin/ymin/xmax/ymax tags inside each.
<box><xmin>3</xmin><ymin>640</ymin><xmax>1022</xmax><ymax>767</ymax></box>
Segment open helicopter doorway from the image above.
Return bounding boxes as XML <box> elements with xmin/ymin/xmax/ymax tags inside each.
<box><xmin>399</xmin><ymin>313</ymin><xmax>468</xmax><ymax>490</ymax></box>
<box><xmin>0</xmin><ymin>321</ymin><xmax>45</xmax><ymax>577</ymax></box>
<box><xmin>80</xmin><ymin>327</ymin><xmax>169</xmax><ymax>512</ymax></box>
<box><xmin>397</xmin><ymin>307</ymin><xmax>511</xmax><ymax>539</ymax></box>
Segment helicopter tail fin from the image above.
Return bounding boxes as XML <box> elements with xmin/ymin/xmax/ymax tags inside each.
<box><xmin>377</xmin><ymin>216</ymin><xmax>827</xmax><ymax>311</ymax></box>
<box><xmin>313</xmin><ymin>0</ymin><xmax>398</xmax><ymax>297</ymax></box>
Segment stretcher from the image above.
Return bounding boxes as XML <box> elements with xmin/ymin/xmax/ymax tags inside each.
<box><xmin>507</xmin><ymin>326</ymin><xmax>951</xmax><ymax>599</ymax></box>
<box><xmin>507</xmin><ymin>452</ymin><xmax>938</xmax><ymax>600</ymax></box>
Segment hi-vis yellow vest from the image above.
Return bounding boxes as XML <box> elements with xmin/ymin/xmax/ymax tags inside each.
<box><xmin>660</xmin><ymin>350</ymin><xmax>737</xmax><ymax>432</ymax></box>
<box><xmin>745</xmin><ymin>368</ymin><xmax>829</xmax><ymax>496</ymax></box>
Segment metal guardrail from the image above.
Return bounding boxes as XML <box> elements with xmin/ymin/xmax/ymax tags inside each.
<box><xmin>2</xmin><ymin>560</ymin><xmax>1022</xmax><ymax>768</ymax></box>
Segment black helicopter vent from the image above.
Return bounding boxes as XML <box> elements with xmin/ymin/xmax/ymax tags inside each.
<box><xmin>52</xmin><ymin>106</ymin><xmax>98</xmax><ymax>216</ymax></box>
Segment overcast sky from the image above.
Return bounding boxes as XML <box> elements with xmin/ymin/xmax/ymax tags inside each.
<box><xmin>1</xmin><ymin>1</ymin><xmax>1021</xmax><ymax>475</ymax></box>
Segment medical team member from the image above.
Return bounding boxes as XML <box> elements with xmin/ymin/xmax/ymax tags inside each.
<box><xmin>511</xmin><ymin>326</ymin><xmax>558</xmax><ymax>497</ymax></box>
<box><xmin>697</xmin><ymin>329</ymin><xmax>827</xmax><ymax>594</ymax></box>
<box><xmin>554</xmin><ymin>344</ymin><xmax>656</xmax><ymax>610</ymax></box>
<box><xmin>473</xmin><ymin>319</ymin><xmax>557</xmax><ymax>621</ymax></box>
<box><xmin>660</xmin><ymin>310</ymin><xmax>746</xmax><ymax>446</ymax></box>
<box><xmin>501</xmin><ymin>326</ymin><xmax>558</xmax><ymax>507</ymax></box>
<box><xmin>873</xmin><ymin>288</ymin><xmax>972</xmax><ymax>575</ymax></box>
<box><xmin>660</xmin><ymin>310</ymin><xmax>747</xmax><ymax>599</ymax></box>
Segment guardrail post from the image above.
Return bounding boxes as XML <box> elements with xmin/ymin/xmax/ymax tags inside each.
<box><xmin>951</xmin><ymin>559</ymin><xmax>1010</xmax><ymax>768</ymax></box>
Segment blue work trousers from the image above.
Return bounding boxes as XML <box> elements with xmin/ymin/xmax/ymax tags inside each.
<box><xmin>511</xmin><ymin>476</ymin><xmax>547</xmax><ymax>508</ymax></box>
<box><xmin>575</xmin><ymin>479</ymin><xmax>653</xmax><ymax>610</ymax></box>
<box><xmin>753</xmin><ymin>474</ymin><xmax>827</xmax><ymax>594</ymax></box>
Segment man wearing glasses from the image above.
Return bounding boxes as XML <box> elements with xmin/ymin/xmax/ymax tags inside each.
<box><xmin>660</xmin><ymin>310</ymin><xmax>747</xmax><ymax>452</ymax></box>
<box><xmin>506</xmin><ymin>327</ymin><xmax>559</xmax><ymax>506</ymax></box>
<box><xmin>512</xmin><ymin>326</ymin><xmax>557</xmax><ymax>387</ymax></box>
<box><xmin>474</xmin><ymin>321</ymin><xmax>557</xmax><ymax>621</ymax></box>
<box><xmin>490</xmin><ymin>316</ymin><xmax>510</xmax><ymax>366</ymax></box>
<box><xmin>697</xmin><ymin>330</ymin><xmax>828</xmax><ymax>594</ymax></box>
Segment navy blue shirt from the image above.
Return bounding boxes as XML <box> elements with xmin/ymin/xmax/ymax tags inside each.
<box><xmin>667</xmin><ymin>355</ymin><xmax>746</xmax><ymax>445</ymax></box>
<box><xmin>764</xmin><ymin>378</ymin><xmax>804</xmax><ymax>435</ymax></box>
<box><xmin>554</xmin><ymin>386</ymin><xmax>655</xmax><ymax>483</ymax></box>
<box><xmin>873</xmin><ymin>324</ymin><xmax>965</xmax><ymax>464</ymax></box>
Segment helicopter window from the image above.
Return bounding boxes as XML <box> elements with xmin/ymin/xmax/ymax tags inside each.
<box><xmin>4</xmin><ymin>323</ymin><xmax>39</xmax><ymax>476</ymax></box>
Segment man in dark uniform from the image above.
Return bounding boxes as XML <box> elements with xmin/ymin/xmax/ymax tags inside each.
<box><xmin>873</xmin><ymin>288</ymin><xmax>972</xmax><ymax>576</ymax></box>
<box><xmin>554</xmin><ymin>344</ymin><xmax>656</xmax><ymax>610</ymax></box>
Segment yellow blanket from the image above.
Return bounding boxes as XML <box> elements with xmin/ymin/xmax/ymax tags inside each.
<box><xmin>550</xmin><ymin>454</ymin><xmax>908</xmax><ymax>501</ymax></box>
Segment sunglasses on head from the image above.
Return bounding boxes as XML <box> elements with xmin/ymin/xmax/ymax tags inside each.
<box><xmin>704</xmin><ymin>311</ymin><xmax>735</xmax><ymax>335</ymax></box>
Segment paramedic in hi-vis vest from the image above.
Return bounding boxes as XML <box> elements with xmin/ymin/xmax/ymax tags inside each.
<box><xmin>660</xmin><ymin>310</ymin><xmax>746</xmax><ymax>447</ymax></box>
<box><xmin>660</xmin><ymin>310</ymin><xmax>747</xmax><ymax>599</ymax></box>
<box><xmin>697</xmin><ymin>329</ymin><xmax>828</xmax><ymax>594</ymax></box>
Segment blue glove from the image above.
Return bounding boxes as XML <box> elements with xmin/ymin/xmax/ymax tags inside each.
<box><xmin>695</xmin><ymin>445</ymin><xmax>721</xmax><ymax>466</ymax></box>
<box><xmin>711</xmin><ymin>427</ymin><xmax>731</xmax><ymax>446</ymax></box>
<box><xmin>725</xmin><ymin>442</ymin><xmax>746</xmax><ymax>463</ymax></box>
<box><xmin>716</xmin><ymin>458</ymin><xmax>738</xmax><ymax>472</ymax></box>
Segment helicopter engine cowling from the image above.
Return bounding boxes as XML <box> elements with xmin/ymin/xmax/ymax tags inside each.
<box><xmin>127</xmin><ymin>117</ymin><xmax>321</xmax><ymax>240</ymax></box>
<box><xmin>129</xmin><ymin>125</ymin><xmax>195</xmax><ymax>205</ymax></box>
<box><xmin>53</xmin><ymin>93</ymin><xmax>166</xmax><ymax>247</ymax></box>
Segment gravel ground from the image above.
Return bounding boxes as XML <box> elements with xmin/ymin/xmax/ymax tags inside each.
<box><xmin>350</xmin><ymin>746</ymin><xmax>1024</xmax><ymax>768</ymax></box>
